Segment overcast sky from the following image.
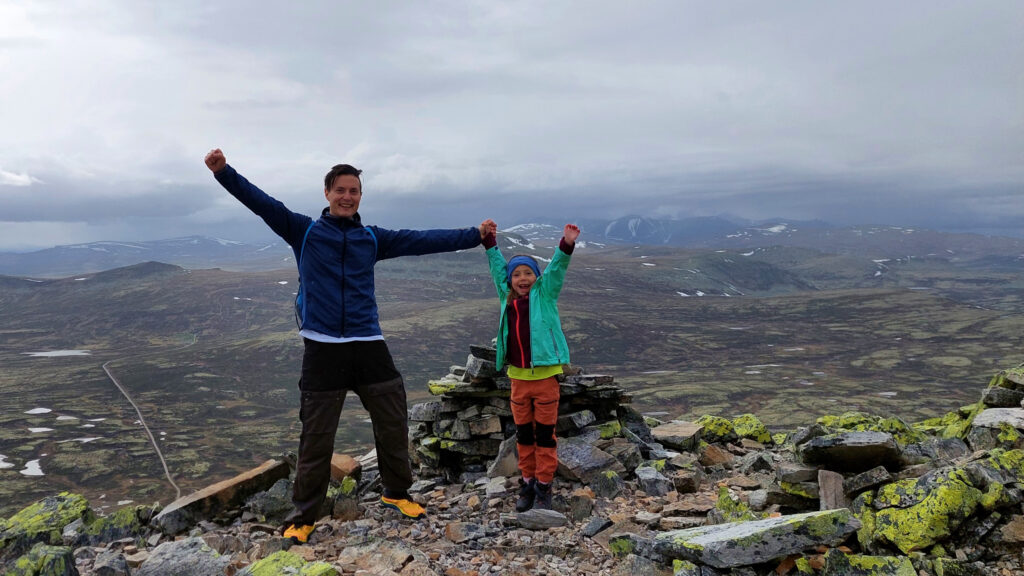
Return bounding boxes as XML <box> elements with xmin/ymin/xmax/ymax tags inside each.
<box><xmin>1</xmin><ymin>1</ymin><xmax>1021</xmax><ymax>251</ymax></box>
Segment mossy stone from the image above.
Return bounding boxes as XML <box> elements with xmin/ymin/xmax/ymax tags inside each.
<box><xmin>696</xmin><ymin>415</ymin><xmax>737</xmax><ymax>443</ymax></box>
<box><xmin>872</xmin><ymin>468</ymin><xmax>981</xmax><ymax>553</ymax></box>
<box><xmin>1</xmin><ymin>492</ymin><xmax>92</xmax><ymax>558</ymax></box>
<box><xmin>732</xmin><ymin>413</ymin><xmax>772</xmax><ymax>444</ymax></box>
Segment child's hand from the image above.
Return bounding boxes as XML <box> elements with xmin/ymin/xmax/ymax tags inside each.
<box><xmin>563</xmin><ymin>223</ymin><xmax>580</xmax><ymax>245</ymax></box>
<box><xmin>479</xmin><ymin>219</ymin><xmax>498</xmax><ymax>239</ymax></box>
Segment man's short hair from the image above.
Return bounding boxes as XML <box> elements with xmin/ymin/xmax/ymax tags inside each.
<box><xmin>324</xmin><ymin>164</ymin><xmax>363</xmax><ymax>190</ymax></box>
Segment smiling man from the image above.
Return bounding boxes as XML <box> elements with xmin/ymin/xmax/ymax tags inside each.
<box><xmin>204</xmin><ymin>148</ymin><xmax>492</xmax><ymax>543</ymax></box>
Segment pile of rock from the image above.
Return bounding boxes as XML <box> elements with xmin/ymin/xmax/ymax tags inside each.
<box><xmin>408</xmin><ymin>344</ymin><xmax>630</xmax><ymax>483</ymax></box>
<box><xmin>7</xmin><ymin>356</ymin><xmax>1024</xmax><ymax>575</ymax></box>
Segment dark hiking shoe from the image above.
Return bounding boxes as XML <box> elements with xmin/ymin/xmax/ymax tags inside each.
<box><xmin>534</xmin><ymin>481</ymin><xmax>553</xmax><ymax>510</ymax></box>
<box><xmin>516</xmin><ymin>478</ymin><xmax>536</xmax><ymax>512</ymax></box>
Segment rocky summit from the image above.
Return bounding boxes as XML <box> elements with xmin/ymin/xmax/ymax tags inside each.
<box><xmin>3</xmin><ymin>349</ymin><xmax>1024</xmax><ymax>575</ymax></box>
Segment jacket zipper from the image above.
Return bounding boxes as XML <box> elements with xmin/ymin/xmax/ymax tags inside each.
<box><xmin>513</xmin><ymin>298</ymin><xmax>526</xmax><ymax>368</ymax></box>
<box><xmin>339</xmin><ymin>228</ymin><xmax>347</xmax><ymax>336</ymax></box>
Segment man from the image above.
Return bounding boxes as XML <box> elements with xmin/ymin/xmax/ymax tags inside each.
<box><xmin>205</xmin><ymin>148</ymin><xmax>492</xmax><ymax>543</ymax></box>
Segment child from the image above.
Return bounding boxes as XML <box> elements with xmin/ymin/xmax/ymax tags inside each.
<box><xmin>482</xmin><ymin>222</ymin><xmax>580</xmax><ymax>511</ymax></box>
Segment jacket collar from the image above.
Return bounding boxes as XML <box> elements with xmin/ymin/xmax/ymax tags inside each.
<box><xmin>320</xmin><ymin>207</ymin><xmax>363</xmax><ymax>227</ymax></box>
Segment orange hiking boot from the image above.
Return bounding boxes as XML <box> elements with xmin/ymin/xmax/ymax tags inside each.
<box><xmin>381</xmin><ymin>495</ymin><xmax>426</xmax><ymax>519</ymax></box>
<box><xmin>283</xmin><ymin>523</ymin><xmax>315</xmax><ymax>544</ymax></box>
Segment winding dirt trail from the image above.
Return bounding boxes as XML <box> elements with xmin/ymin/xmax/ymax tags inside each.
<box><xmin>100</xmin><ymin>335</ymin><xmax>199</xmax><ymax>501</ymax></box>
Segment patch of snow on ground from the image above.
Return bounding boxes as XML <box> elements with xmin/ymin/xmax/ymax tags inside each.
<box><xmin>677</xmin><ymin>292</ymin><xmax>690</xmax><ymax>297</ymax></box>
<box><xmin>25</xmin><ymin>408</ymin><xmax>52</xmax><ymax>414</ymax></box>
<box><xmin>0</xmin><ymin>455</ymin><xmax>13</xmax><ymax>469</ymax></box>
<box><xmin>74</xmin><ymin>277</ymin><xmax>88</xmax><ymax>281</ymax></box>
<box><xmin>741</xmin><ymin>251</ymin><xmax>755</xmax><ymax>256</ymax></box>
<box><xmin>812</xmin><ymin>371</ymin><xmax>827</xmax><ymax>376</ymax></box>
<box><xmin>784</xmin><ymin>348</ymin><xmax>805</xmax><ymax>352</ymax></box>
<box><xmin>695</xmin><ymin>291</ymin><xmax>705</xmax><ymax>296</ymax></box>
<box><xmin>28</xmin><ymin>428</ymin><xmax>54</xmax><ymax>433</ymax></box>
<box><xmin>59</xmin><ymin>437</ymin><xmax>101</xmax><ymax>443</ymax></box>
<box><xmin>745</xmin><ymin>370</ymin><xmax>761</xmax><ymax>374</ymax></box>
<box><xmin>799</xmin><ymin>380</ymin><xmax>815</xmax><ymax>386</ymax></box>
<box><xmin>24</xmin><ymin>350</ymin><xmax>91</xmax><ymax>357</ymax></box>
<box><xmin>88</xmin><ymin>418</ymin><xmax>106</xmax><ymax>422</ymax></box>
<box><xmin>878</xmin><ymin>392</ymin><xmax>898</xmax><ymax>397</ymax></box>
<box><xmin>642</xmin><ymin>263</ymin><xmax>656</xmax><ymax>267</ymax></box>
<box><xmin>277</xmin><ymin>281</ymin><xmax>288</xmax><ymax>285</ymax></box>
<box><xmin>80</xmin><ymin>424</ymin><xmax>95</xmax><ymax>428</ymax></box>
<box><xmin>56</xmin><ymin>416</ymin><xmax>78</xmax><ymax>421</ymax></box>
<box><xmin>20</xmin><ymin>460</ymin><xmax>43</xmax><ymax>476</ymax></box>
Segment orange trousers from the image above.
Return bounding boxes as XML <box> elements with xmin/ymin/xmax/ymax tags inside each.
<box><xmin>509</xmin><ymin>376</ymin><xmax>560</xmax><ymax>483</ymax></box>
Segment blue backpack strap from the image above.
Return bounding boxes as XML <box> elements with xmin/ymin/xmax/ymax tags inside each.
<box><xmin>294</xmin><ymin>221</ymin><xmax>315</xmax><ymax>328</ymax></box>
<box><xmin>364</xmin><ymin>226</ymin><xmax>377</xmax><ymax>257</ymax></box>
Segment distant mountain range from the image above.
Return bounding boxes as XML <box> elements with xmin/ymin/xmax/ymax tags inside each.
<box><xmin>0</xmin><ymin>216</ymin><xmax>1021</xmax><ymax>277</ymax></box>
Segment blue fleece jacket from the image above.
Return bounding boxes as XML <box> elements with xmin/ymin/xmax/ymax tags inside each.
<box><xmin>215</xmin><ymin>164</ymin><xmax>482</xmax><ymax>338</ymax></box>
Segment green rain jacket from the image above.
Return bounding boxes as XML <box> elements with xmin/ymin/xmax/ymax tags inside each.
<box><xmin>487</xmin><ymin>244</ymin><xmax>572</xmax><ymax>370</ymax></box>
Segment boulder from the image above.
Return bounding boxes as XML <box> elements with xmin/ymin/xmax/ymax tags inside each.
<box><xmin>798</xmin><ymin>431</ymin><xmax>901</xmax><ymax>473</ymax></box>
<box><xmin>651</xmin><ymin>421</ymin><xmax>702</xmax><ymax>452</ymax></box>
<box><xmin>0</xmin><ymin>492</ymin><xmax>92</xmax><ymax>561</ymax></box>
<box><xmin>152</xmin><ymin>459</ymin><xmax>290</xmax><ymax>535</ymax></box>
<box><xmin>134</xmin><ymin>537</ymin><xmax>231</xmax><ymax>576</ymax></box>
<box><xmin>652</xmin><ymin>509</ymin><xmax>861</xmax><ymax>569</ymax></box>
<box><xmin>557</xmin><ymin>436</ymin><xmax>625</xmax><ymax>485</ymax></box>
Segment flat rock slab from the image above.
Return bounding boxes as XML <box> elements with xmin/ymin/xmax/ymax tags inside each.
<box><xmin>153</xmin><ymin>459</ymin><xmax>290</xmax><ymax>535</ymax></box>
<box><xmin>557</xmin><ymin>436</ymin><xmax>625</xmax><ymax>485</ymax></box>
<box><xmin>330</xmin><ymin>453</ymin><xmax>360</xmax><ymax>482</ymax></box>
<box><xmin>973</xmin><ymin>408</ymin><xmax>1024</xmax><ymax>429</ymax></box>
<box><xmin>653</xmin><ymin>508</ymin><xmax>861</xmax><ymax>569</ymax></box>
<box><xmin>651</xmin><ymin>421</ymin><xmax>702</xmax><ymax>452</ymax></box>
<box><xmin>517</xmin><ymin>509</ymin><xmax>569</xmax><ymax>530</ymax></box>
<box><xmin>798</xmin><ymin>431</ymin><xmax>900</xmax><ymax>472</ymax></box>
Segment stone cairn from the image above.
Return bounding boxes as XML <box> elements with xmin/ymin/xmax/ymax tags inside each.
<box><xmin>408</xmin><ymin>344</ymin><xmax>633</xmax><ymax>484</ymax></box>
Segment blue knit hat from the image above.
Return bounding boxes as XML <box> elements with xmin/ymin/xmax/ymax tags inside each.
<box><xmin>506</xmin><ymin>255</ymin><xmax>541</xmax><ymax>284</ymax></box>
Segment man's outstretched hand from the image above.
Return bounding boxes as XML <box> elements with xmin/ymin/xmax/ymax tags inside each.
<box><xmin>479</xmin><ymin>219</ymin><xmax>497</xmax><ymax>239</ymax></box>
<box><xmin>204</xmin><ymin>149</ymin><xmax>226</xmax><ymax>173</ymax></box>
<box><xmin>563</xmin><ymin>223</ymin><xmax>580</xmax><ymax>245</ymax></box>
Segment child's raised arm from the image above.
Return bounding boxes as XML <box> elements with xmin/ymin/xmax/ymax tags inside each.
<box><xmin>563</xmin><ymin>223</ymin><xmax>580</xmax><ymax>246</ymax></box>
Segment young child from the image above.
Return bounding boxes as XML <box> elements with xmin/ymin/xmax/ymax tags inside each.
<box><xmin>482</xmin><ymin>222</ymin><xmax>580</xmax><ymax>511</ymax></box>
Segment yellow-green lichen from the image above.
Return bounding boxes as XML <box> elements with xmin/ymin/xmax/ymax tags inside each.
<box><xmin>427</xmin><ymin>380</ymin><xmax>457</xmax><ymax>395</ymax></box>
<box><xmin>4</xmin><ymin>492</ymin><xmax>92</xmax><ymax>547</ymax></box>
<box><xmin>872</xmin><ymin>468</ymin><xmax>981</xmax><ymax>553</ymax></box>
<box><xmin>846</xmin><ymin>554</ymin><xmax>915</xmax><ymax>576</ymax></box>
<box><xmin>794</xmin><ymin>557</ymin><xmax>814</xmax><ymax>574</ymax></box>
<box><xmin>603</xmin><ymin>470</ymin><xmax>620</xmax><ymax>480</ymax></box>
<box><xmin>340</xmin><ymin>476</ymin><xmax>358</xmax><ymax>496</ymax></box>
<box><xmin>247</xmin><ymin>550</ymin><xmax>304</xmax><ymax>575</ymax></box>
<box><xmin>780</xmin><ymin>481</ymin><xmax>818</xmax><ymax>500</ymax></box>
<box><xmin>696</xmin><ymin>415</ymin><xmax>736</xmax><ymax>442</ymax></box>
<box><xmin>714</xmin><ymin>485</ymin><xmax>759</xmax><ymax>522</ymax></box>
<box><xmin>772</xmin><ymin>432</ymin><xmax>788</xmax><ymax>445</ymax></box>
<box><xmin>608</xmin><ymin>536</ymin><xmax>635</xmax><ymax>557</ymax></box>
<box><xmin>996</xmin><ymin>423</ymin><xmax>1022</xmax><ymax>448</ymax></box>
<box><xmin>599</xmin><ymin>420</ymin><xmax>622</xmax><ymax>439</ymax></box>
<box><xmin>672</xmin><ymin>559</ymin><xmax>699</xmax><ymax>573</ymax></box>
<box><xmin>732</xmin><ymin>413</ymin><xmax>772</xmax><ymax>444</ymax></box>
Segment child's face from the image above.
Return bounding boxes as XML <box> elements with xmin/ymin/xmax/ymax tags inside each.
<box><xmin>510</xmin><ymin>265</ymin><xmax>537</xmax><ymax>298</ymax></box>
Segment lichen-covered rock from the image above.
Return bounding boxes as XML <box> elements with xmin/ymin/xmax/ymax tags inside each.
<box><xmin>696</xmin><ymin>415</ymin><xmax>737</xmax><ymax>444</ymax></box>
<box><xmin>822</xmin><ymin>548</ymin><xmax>915</xmax><ymax>576</ymax></box>
<box><xmin>5</xmin><ymin>542</ymin><xmax>78</xmax><ymax>576</ymax></box>
<box><xmin>710</xmin><ymin>485</ymin><xmax>759</xmax><ymax>523</ymax></box>
<box><xmin>0</xmin><ymin>492</ymin><xmax>92</xmax><ymax>561</ymax></box>
<box><xmin>65</xmin><ymin>504</ymin><xmax>153</xmax><ymax>548</ymax></box>
<box><xmin>652</xmin><ymin>508</ymin><xmax>861</xmax><ymax>569</ymax></box>
<box><xmin>870</xmin><ymin>468</ymin><xmax>982</xmax><ymax>554</ymax></box>
<box><xmin>134</xmin><ymin>537</ymin><xmax>230</xmax><ymax>576</ymax></box>
<box><xmin>732</xmin><ymin>413</ymin><xmax>772</xmax><ymax>444</ymax></box>
<box><xmin>241</xmin><ymin>550</ymin><xmax>339</xmax><ymax>576</ymax></box>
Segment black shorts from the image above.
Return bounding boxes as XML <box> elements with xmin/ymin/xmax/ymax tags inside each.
<box><xmin>299</xmin><ymin>338</ymin><xmax>402</xmax><ymax>391</ymax></box>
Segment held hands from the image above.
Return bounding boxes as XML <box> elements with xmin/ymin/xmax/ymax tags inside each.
<box><xmin>563</xmin><ymin>223</ymin><xmax>580</xmax><ymax>245</ymax></box>
<box><xmin>479</xmin><ymin>219</ymin><xmax>498</xmax><ymax>239</ymax></box>
<box><xmin>204</xmin><ymin>149</ymin><xmax>227</xmax><ymax>173</ymax></box>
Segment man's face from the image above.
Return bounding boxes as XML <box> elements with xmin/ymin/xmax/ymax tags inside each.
<box><xmin>324</xmin><ymin>175</ymin><xmax>362</xmax><ymax>218</ymax></box>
